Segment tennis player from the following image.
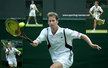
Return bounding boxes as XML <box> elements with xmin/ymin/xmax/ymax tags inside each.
<box><xmin>26</xmin><ymin>0</ymin><xmax>39</xmax><ymax>25</ymax></box>
<box><xmin>5</xmin><ymin>42</ymin><xmax>21</xmax><ymax>67</ymax></box>
<box><xmin>31</xmin><ymin>12</ymin><xmax>102</xmax><ymax>68</ymax></box>
<box><xmin>89</xmin><ymin>1</ymin><xmax>105</xmax><ymax>32</ymax></box>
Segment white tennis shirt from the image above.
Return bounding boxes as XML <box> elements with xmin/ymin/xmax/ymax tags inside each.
<box><xmin>30</xmin><ymin>4</ymin><xmax>36</xmax><ymax>12</ymax></box>
<box><xmin>90</xmin><ymin>5</ymin><xmax>103</xmax><ymax>15</ymax></box>
<box><xmin>37</xmin><ymin>26</ymin><xmax>82</xmax><ymax>62</ymax></box>
<box><xmin>6</xmin><ymin>48</ymin><xmax>19</xmax><ymax>60</ymax></box>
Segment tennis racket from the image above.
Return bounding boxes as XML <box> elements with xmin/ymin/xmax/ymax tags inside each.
<box><xmin>5</xmin><ymin>18</ymin><xmax>33</xmax><ymax>43</ymax></box>
<box><xmin>39</xmin><ymin>12</ymin><xmax>42</xmax><ymax>16</ymax></box>
<box><xmin>1</xmin><ymin>41</ymin><xmax>8</xmax><ymax>49</ymax></box>
<box><xmin>1</xmin><ymin>41</ymin><xmax>10</xmax><ymax>55</ymax></box>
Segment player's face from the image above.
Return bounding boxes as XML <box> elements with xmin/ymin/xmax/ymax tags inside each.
<box><xmin>95</xmin><ymin>2</ymin><xmax>98</xmax><ymax>6</ymax></box>
<box><xmin>32</xmin><ymin>1</ymin><xmax>34</xmax><ymax>4</ymax></box>
<box><xmin>48</xmin><ymin>16</ymin><xmax>58</xmax><ymax>27</ymax></box>
<box><xmin>9</xmin><ymin>44</ymin><xmax>12</xmax><ymax>48</ymax></box>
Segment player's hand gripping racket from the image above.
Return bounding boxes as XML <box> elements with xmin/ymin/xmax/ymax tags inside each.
<box><xmin>5</xmin><ymin>18</ymin><xmax>33</xmax><ymax>43</ymax></box>
<box><xmin>1</xmin><ymin>41</ymin><xmax>10</xmax><ymax>55</ymax></box>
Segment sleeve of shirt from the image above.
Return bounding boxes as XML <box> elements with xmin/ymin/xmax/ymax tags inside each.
<box><xmin>5</xmin><ymin>48</ymin><xmax>8</xmax><ymax>53</ymax></box>
<box><xmin>65</xmin><ymin>28</ymin><xmax>82</xmax><ymax>39</ymax></box>
<box><xmin>90</xmin><ymin>6</ymin><xmax>94</xmax><ymax>11</ymax></box>
<box><xmin>14</xmin><ymin>48</ymin><xmax>19</xmax><ymax>52</ymax></box>
<box><xmin>36</xmin><ymin>28</ymin><xmax>47</xmax><ymax>43</ymax></box>
<box><xmin>30</xmin><ymin>5</ymin><xmax>32</xmax><ymax>10</ymax></box>
<box><xmin>34</xmin><ymin>4</ymin><xmax>36</xmax><ymax>8</ymax></box>
<box><xmin>99</xmin><ymin>6</ymin><xmax>103</xmax><ymax>12</ymax></box>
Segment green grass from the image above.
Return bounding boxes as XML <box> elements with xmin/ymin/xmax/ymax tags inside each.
<box><xmin>25</xmin><ymin>24</ymin><xmax>43</xmax><ymax>27</ymax></box>
<box><xmin>86</xmin><ymin>29</ymin><xmax>107</xmax><ymax>33</ymax></box>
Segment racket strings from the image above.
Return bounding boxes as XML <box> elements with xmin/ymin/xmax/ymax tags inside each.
<box><xmin>6</xmin><ymin>19</ymin><xmax>20</xmax><ymax>36</ymax></box>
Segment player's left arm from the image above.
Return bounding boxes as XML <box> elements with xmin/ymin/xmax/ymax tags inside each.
<box><xmin>17</xmin><ymin>51</ymin><xmax>21</xmax><ymax>56</ymax></box>
<box><xmin>98</xmin><ymin>6</ymin><xmax>103</xmax><ymax>17</ymax></box>
<box><xmin>15</xmin><ymin>48</ymin><xmax>21</xmax><ymax>56</ymax></box>
<box><xmin>34</xmin><ymin>4</ymin><xmax>39</xmax><ymax>13</ymax></box>
<box><xmin>81</xmin><ymin>34</ymin><xmax>102</xmax><ymax>50</ymax></box>
<box><xmin>98</xmin><ymin>11</ymin><xmax>103</xmax><ymax>17</ymax></box>
<box><xmin>34</xmin><ymin>8</ymin><xmax>39</xmax><ymax>13</ymax></box>
<box><xmin>66</xmin><ymin>29</ymin><xmax>101</xmax><ymax>50</ymax></box>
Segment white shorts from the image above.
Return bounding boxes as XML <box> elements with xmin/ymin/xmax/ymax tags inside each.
<box><xmin>7</xmin><ymin>59</ymin><xmax>17</xmax><ymax>67</ymax></box>
<box><xmin>29</xmin><ymin>10</ymin><xmax>36</xmax><ymax>16</ymax></box>
<box><xmin>93</xmin><ymin>14</ymin><xmax>100</xmax><ymax>20</ymax></box>
<box><xmin>52</xmin><ymin>52</ymin><xmax>73</xmax><ymax>68</ymax></box>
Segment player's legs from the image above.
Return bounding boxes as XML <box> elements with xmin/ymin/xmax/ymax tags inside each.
<box><xmin>92</xmin><ymin>19</ymin><xmax>97</xmax><ymax>32</ymax></box>
<box><xmin>13</xmin><ymin>59</ymin><xmax>17</xmax><ymax>67</ymax></box>
<box><xmin>8</xmin><ymin>60</ymin><xmax>14</xmax><ymax>67</ymax></box>
<box><xmin>51</xmin><ymin>53</ymin><xmax>73</xmax><ymax>68</ymax></box>
<box><xmin>34</xmin><ymin>16</ymin><xmax>38</xmax><ymax>24</ymax></box>
<box><xmin>27</xmin><ymin>16</ymin><xmax>31</xmax><ymax>24</ymax></box>
<box><xmin>50</xmin><ymin>61</ymin><xmax>63</xmax><ymax>68</ymax></box>
<box><xmin>97</xmin><ymin>19</ymin><xmax>105</xmax><ymax>25</ymax></box>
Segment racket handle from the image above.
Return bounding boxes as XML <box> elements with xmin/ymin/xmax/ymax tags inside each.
<box><xmin>27</xmin><ymin>38</ymin><xmax>33</xmax><ymax>43</ymax></box>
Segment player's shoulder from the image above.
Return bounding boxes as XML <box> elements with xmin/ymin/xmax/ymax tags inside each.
<box><xmin>92</xmin><ymin>5</ymin><xmax>95</xmax><ymax>8</ymax></box>
<box><xmin>43</xmin><ymin>27</ymin><xmax>48</xmax><ymax>31</ymax></box>
<box><xmin>12</xmin><ymin>47</ymin><xmax>16</xmax><ymax>51</ymax></box>
<box><xmin>64</xmin><ymin>28</ymin><xmax>78</xmax><ymax>33</ymax></box>
<box><xmin>63</xmin><ymin>28</ymin><xmax>73</xmax><ymax>34</ymax></box>
<box><xmin>33</xmin><ymin>4</ymin><xmax>36</xmax><ymax>6</ymax></box>
<box><xmin>30</xmin><ymin>4</ymin><xmax>35</xmax><ymax>6</ymax></box>
<box><xmin>12</xmin><ymin>47</ymin><xmax>16</xmax><ymax>50</ymax></box>
<box><xmin>64</xmin><ymin>28</ymin><xmax>72</xmax><ymax>31</ymax></box>
<box><xmin>98</xmin><ymin>6</ymin><xmax>101</xmax><ymax>8</ymax></box>
<box><xmin>41</xmin><ymin>27</ymin><xmax>49</xmax><ymax>33</ymax></box>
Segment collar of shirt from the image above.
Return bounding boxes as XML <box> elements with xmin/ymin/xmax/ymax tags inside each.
<box><xmin>94</xmin><ymin>5</ymin><xmax>99</xmax><ymax>8</ymax></box>
<box><xmin>9</xmin><ymin>47</ymin><xmax>13</xmax><ymax>50</ymax></box>
<box><xmin>48</xmin><ymin>26</ymin><xmax>63</xmax><ymax>36</ymax></box>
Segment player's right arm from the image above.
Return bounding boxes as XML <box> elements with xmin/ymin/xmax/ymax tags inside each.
<box><xmin>5</xmin><ymin>48</ymin><xmax>10</xmax><ymax>54</ymax></box>
<box><xmin>89</xmin><ymin>6</ymin><xmax>94</xmax><ymax>18</ymax></box>
<box><xmin>31</xmin><ymin>40</ymin><xmax>40</xmax><ymax>47</ymax></box>
<box><xmin>30</xmin><ymin>4</ymin><xmax>32</xmax><ymax>10</ymax></box>
<box><xmin>31</xmin><ymin>28</ymin><xmax>47</xmax><ymax>47</ymax></box>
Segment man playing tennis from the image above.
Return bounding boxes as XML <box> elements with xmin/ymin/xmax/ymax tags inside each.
<box><xmin>31</xmin><ymin>12</ymin><xmax>102</xmax><ymax>68</ymax></box>
<box><xmin>5</xmin><ymin>42</ymin><xmax>21</xmax><ymax>68</ymax></box>
<box><xmin>26</xmin><ymin>0</ymin><xmax>39</xmax><ymax>25</ymax></box>
<box><xmin>89</xmin><ymin>1</ymin><xmax>105</xmax><ymax>32</ymax></box>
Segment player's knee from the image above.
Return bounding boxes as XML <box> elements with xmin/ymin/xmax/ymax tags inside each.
<box><xmin>94</xmin><ymin>20</ymin><xmax>97</xmax><ymax>23</ymax></box>
<box><xmin>94</xmin><ymin>19</ymin><xmax>97</xmax><ymax>21</ymax></box>
<box><xmin>29</xmin><ymin>16</ymin><xmax>31</xmax><ymax>18</ymax></box>
<box><xmin>50</xmin><ymin>65</ymin><xmax>59</xmax><ymax>68</ymax></box>
<box><xmin>9</xmin><ymin>64</ymin><xmax>13</xmax><ymax>67</ymax></box>
<box><xmin>50</xmin><ymin>62</ymin><xmax>63</xmax><ymax>68</ymax></box>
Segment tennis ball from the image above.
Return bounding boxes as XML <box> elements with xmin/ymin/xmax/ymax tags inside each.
<box><xmin>8</xmin><ymin>42</ymin><xmax>11</xmax><ymax>45</ymax></box>
<box><xmin>19</xmin><ymin>22</ymin><xmax>25</xmax><ymax>27</ymax></box>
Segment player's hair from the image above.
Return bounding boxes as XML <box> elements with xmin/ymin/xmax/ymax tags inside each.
<box><xmin>31</xmin><ymin>0</ymin><xmax>34</xmax><ymax>2</ymax></box>
<box><xmin>47</xmin><ymin>12</ymin><xmax>58</xmax><ymax>20</ymax></box>
<box><xmin>95</xmin><ymin>1</ymin><xmax>99</xmax><ymax>4</ymax></box>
